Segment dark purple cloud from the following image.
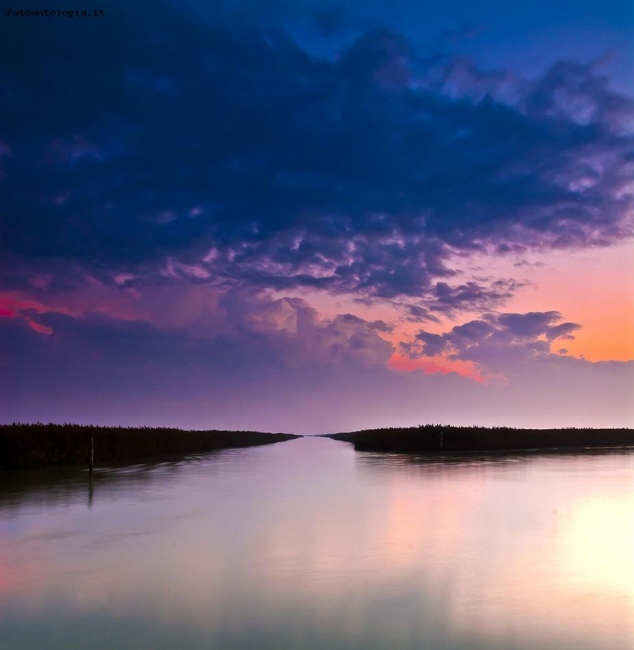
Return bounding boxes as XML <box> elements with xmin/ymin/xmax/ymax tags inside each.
<box><xmin>431</xmin><ymin>280</ymin><xmax>525</xmax><ymax>314</ymax></box>
<box><xmin>407</xmin><ymin>311</ymin><xmax>582</xmax><ymax>371</ymax></box>
<box><xmin>2</xmin><ymin>289</ymin><xmax>394</xmax><ymax>376</ymax></box>
<box><xmin>1</xmin><ymin>1</ymin><xmax>632</xmax><ymax>312</ymax></box>
<box><xmin>0</xmin><ymin>287</ymin><xmax>399</xmax><ymax>430</ymax></box>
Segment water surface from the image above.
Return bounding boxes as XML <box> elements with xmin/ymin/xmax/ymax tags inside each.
<box><xmin>1</xmin><ymin>437</ymin><xmax>633</xmax><ymax>649</ymax></box>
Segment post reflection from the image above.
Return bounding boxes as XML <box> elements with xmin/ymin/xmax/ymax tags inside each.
<box><xmin>88</xmin><ymin>471</ymin><xmax>94</xmax><ymax>509</ymax></box>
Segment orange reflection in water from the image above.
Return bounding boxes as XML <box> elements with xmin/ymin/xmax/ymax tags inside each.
<box><xmin>559</xmin><ymin>495</ymin><xmax>634</xmax><ymax>595</ymax></box>
<box><xmin>437</xmin><ymin>461</ymin><xmax>634</xmax><ymax>649</ymax></box>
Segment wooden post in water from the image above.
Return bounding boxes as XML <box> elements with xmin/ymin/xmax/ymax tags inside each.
<box><xmin>89</xmin><ymin>436</ymin><xmax>94</xmax><ymax>473</ymax></box>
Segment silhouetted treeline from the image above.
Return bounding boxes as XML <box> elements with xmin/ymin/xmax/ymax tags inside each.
<box><xmin>327</xmin><ymin>424</ymin><xmax>634</xmax><ymax>453</ymax></box>
<box><xmin>0</xmin><ymin>423</ymin><xmax>299</xmax><ymax>469</ymax></box>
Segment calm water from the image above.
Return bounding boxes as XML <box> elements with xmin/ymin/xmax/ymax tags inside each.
<box><xmin>1</xmin><ymin>437</ymin><xmax>633</xmax><ymax>650</ymax></box>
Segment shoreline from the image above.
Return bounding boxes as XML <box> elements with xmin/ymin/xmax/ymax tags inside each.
<box><xmin>3</xmin><ymin>423</ymin><xmax>633</xmax><ymax>469</ymax></box>
<box><xmin>0</xmin><ymin>423</ymin><xmax>299</xmax><ymax>469</ymax></box>
<box><xmin>325</xmin><ymin>425</ymin><xmax>634</xmax><ymax>453</ymax></box>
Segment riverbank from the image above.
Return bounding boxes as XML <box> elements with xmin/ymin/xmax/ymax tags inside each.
<box><xmin>0</xmin><ymin>423</ymin><xmax>299</xmax><ymax>469</ymax></box>
<box><xmin>326</xmin><ymin>425</ymin><xmax>634</xmax><ymax>453</ymax></box>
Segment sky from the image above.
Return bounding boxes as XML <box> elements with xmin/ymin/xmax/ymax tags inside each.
<box><xmin>1</xmin><ymin>0</ymin><xmax>633</xmax><ymax>432</ymax></box>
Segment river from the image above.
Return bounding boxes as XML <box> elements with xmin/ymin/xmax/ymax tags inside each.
<box><xmin>1</xmin><ymin>436</ymin><xmax>633</xmax><ymax>649</ymax></box>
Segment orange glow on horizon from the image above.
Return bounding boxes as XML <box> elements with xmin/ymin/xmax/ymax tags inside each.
<box><xmin>448</xmin><ymin>240</ymin><xmax>634</xmax><ymax>363</ymax></box>
<box><xmin>4</xmin><ymin>237</ymin><xmax>633</xmax><ymax>366</ymax></box>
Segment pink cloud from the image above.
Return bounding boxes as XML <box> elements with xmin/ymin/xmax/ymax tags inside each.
<box><xmin>388</xmin><ymin>353</ymin><xmax>486</xmax><ymax>383</ymax></box>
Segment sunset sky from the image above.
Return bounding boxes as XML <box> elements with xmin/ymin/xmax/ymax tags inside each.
<box><xmin>1</xmin><ymin>0</ymin><xmax>633</xmax><ymax>431</ymax></box>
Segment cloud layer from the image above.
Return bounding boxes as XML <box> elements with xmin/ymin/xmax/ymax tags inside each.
<box><xmin>405</xmin><ymin>311</ymin><xmax>582</xmax><ymax>375</ymax></box>
<box><xmin>1</xmin><ymin>1</ymin><xmax>632</xmax><ymax>313</ymax></box>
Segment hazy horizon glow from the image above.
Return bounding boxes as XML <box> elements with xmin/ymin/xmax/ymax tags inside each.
<box><xmin>1</xmin><ymin>0</ymin><xmax>633</xmax><ymax>431</ymax></box>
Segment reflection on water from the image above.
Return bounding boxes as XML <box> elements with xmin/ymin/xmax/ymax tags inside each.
<box><xmin>1</xmin><ymin>438</ymin><xmax>633</xmax><ymax>649</ymax></box>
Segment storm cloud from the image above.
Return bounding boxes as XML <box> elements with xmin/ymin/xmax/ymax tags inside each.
<box><xmin>1</xmin><ymin>0</ymin><xmax>632</xmax><ymax>312</ymax></box>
